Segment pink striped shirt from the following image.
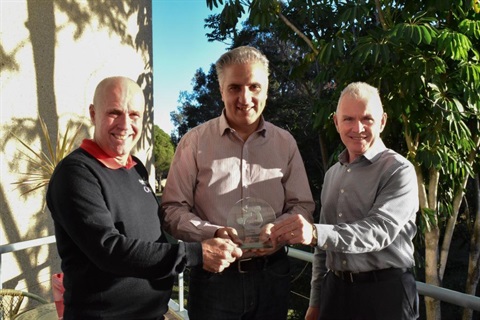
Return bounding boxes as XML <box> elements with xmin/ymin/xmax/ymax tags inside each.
<box><xmin>161</xmin><ymin>111</ymin><xmax>315</xmax><ymax>242</ymax></box>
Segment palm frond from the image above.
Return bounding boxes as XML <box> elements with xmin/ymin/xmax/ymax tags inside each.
<box><xmin>12</xmin><ymin>118</ymin><xmax>83</xmax><ymax>195</ymax></box>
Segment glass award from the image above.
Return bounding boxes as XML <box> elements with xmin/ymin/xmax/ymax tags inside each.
<box><xmin>227</xmin><ymin>197</ymin><xmax>276</xmax><ymax>249</ymax></box>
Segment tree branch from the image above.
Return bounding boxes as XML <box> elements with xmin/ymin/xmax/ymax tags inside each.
<box><xmin>440</xmin><ymin>134</ymin><xmax>480</xmax><ymax>279</ymax></box>
<box><xmin>374</xmin><ymin>0</ymin><xmax>388</xmax><ymax>30</ymax></box>
<box><xmin>277</xmin><ymin>12</ymin><xmax>318</xmax><ymax>55</ymax></box>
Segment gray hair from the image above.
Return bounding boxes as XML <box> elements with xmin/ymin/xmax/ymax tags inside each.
<box><xmin>337</xmin><ymin>82</ymin><xmax>383</xmax><ymax>113</ymax></box>
<box><xmin>215</xmin><ymin>46</ymin><xmax>270</xmax><ymax>85</ymax></box>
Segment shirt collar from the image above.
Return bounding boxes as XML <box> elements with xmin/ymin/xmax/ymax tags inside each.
<box><xmin>80</xmin><ymin>139</ymin><xmax>137</xmax><ymax>169</ymax></box>
<box><xmin>339</xmin><ymin>139</ymin><xmax>387</xmax><ymax>165</ymax></box>
<box><xmin>219</xmin><ymin>109</ymin><xmax>267</xmax><ymax>137</ymax></box>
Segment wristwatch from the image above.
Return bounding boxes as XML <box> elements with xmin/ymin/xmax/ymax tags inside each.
<box><xmin>310</xmin><ymin>223</ymin><xmax>318</xmax><ymax>247</ymax></box>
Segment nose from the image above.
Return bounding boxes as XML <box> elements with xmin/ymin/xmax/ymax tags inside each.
<box><xmin>352</xmin><ymin>120</ymin><xmax>365</xmax><ymax>133</ymax></box>
<box><xmin>239</xmin><ymin>87</ymin><xmax>252</xmax><ymax>105</ymax></box>
<box><xmin>117</xmin><ymin>113</ymin><xmax>130</xmax><ymax>129</ymax></box>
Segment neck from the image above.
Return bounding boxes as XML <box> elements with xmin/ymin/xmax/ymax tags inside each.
<box><xmin>231</xmin><ymin>119</ymin><xmax>261</xmax><ymax>141</ymax></box>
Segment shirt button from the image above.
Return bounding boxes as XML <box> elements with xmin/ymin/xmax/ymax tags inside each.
<box><xmin>347</xmin><ymin>168</ymin><xmax>351</xmax><ymax>172</ymax></box>
<box><xmin>323</xmin><ymin>244</ymin><xmax>328</xmax><ymax>249</ymax></box>
<box><xmin>342</xmin><ymin>260</ymin><xmax>347</xmax><ymax>265</ymax></box>
<box><xmin>338</xmin><ymin>213</ymin><xmax>343</xmax><ymax>217</ymax></box>
<box><xmin>340</xmin><ymin>189</ymin><xmax>344</xmax><ymax>193</ymax></box>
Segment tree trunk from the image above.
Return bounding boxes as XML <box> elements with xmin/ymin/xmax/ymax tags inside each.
<box><xmin>424</xmin><ymin>168</ymin><xmax>442</xmax><ymax>320</ymax></box>
<box><xmin>462</xmin><ymin>175</ymin><xmax>480</xmax><ymax>320</ymax></box>
<box><xmin>425</xmin><ymin>227</ymin><xmax>442</xmax><ymax>320</ymax></box>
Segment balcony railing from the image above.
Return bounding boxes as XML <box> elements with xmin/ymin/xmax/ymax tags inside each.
<box><xmin>1</xmin><ymin>236</ymin><xmax>480</xmax><ymax>319</ymax></box>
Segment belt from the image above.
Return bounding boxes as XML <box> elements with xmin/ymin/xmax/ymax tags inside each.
<box><xmin>224</xmin><ymin>248</ymin><xmax>287</xmax><ymax>274</ymax></box>
<box><xmin>331</xmin><ymin>267</ymin><xmax>408</xmax><ymax>283</ymax></box>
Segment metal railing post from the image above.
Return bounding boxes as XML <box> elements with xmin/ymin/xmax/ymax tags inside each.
<box><xmin>178</xmin><ymin>271</ymin><xmax>185</xmax><ymax>311</ymax></box>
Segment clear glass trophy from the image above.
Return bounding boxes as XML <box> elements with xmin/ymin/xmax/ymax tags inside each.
<box><xmin>227</xmin><ymin>197</ymin><xmax>276</xmax><ymax>249</ymax></box>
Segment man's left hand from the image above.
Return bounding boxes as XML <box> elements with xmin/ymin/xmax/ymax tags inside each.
<box><xmin>270</xmin><ymin>214</ymin><xmax>315</xmax><ymax>246</ymax></box>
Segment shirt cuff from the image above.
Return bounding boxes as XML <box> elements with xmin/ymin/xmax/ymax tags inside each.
<box><xmin>316</xmin><ymin>224</ymin><xmax>336</xmax><ymax>250</ymax></box>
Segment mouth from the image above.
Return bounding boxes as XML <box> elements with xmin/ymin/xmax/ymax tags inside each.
<box><xmin>112</xmin><ymin>133</ymin><xmax>131</xmax><ymax>141</ymax></box>
<box><xmin>350</xmin><ymin>135</ymin><xmax>367</xmax><ymax>141</ymax></box>
<box><xmin>237</xmin><ymin>105</ymin><xmax>254</xmax><ymax>112</ymax></box>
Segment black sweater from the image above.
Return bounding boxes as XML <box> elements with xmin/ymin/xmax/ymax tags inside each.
<box><xmin>46</xmin><ymin>148</ymin><xmax>202</xmax><ymax>319</ymax></box>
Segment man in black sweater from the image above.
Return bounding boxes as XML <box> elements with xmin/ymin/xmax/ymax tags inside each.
<box><xmin>46</xmin><ymin>76</ymin><xmax>242</xmax><ymax>320</ymax></box>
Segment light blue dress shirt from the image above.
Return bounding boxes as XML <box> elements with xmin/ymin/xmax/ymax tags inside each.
<box><xmin>309</xmin><ymin>139</ymin><xmax>418</xmax><ymax>307</ymax></box>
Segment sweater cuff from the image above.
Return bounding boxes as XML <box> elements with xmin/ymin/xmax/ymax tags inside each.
<box><xmin>183</xmin><ymin>242</ymin><xmax>203</xmax><ymax>267</ymax></box>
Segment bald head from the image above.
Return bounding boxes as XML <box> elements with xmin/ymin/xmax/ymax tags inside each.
<box><xmin>89</xmin><ymin>76</ymin><xmax>145</xmax><ymax>165</ymax></box>
<box><xmin>92</xmin><ymin>77</ymin><xmax>144</xmax><ymax>109</ymax></box>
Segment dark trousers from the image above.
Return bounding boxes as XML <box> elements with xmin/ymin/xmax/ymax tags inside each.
<box><xmin>187</xmin><ymin>251</ymin><xmax>291</xmax><ymax>320</ymax></box>
<box><xmin>319</xmin><ymin>269</ymin><xmax>419</xmax><ymax>320</ymax></box>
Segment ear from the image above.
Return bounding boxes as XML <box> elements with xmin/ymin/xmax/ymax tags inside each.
<box><xmin>89</xmin><ymin>104</ymin><xmax>95</xmax><ymax>123</ymax></box>
<box><xmin>219</xmin><ymin>85</ymin><xmax>225</xmax><ymax>102</ymax></box>
<box><xmin>379</xmin><ymin>112</ymin><xmax>387</xmax><ymax>132</ymax></box>
<box><xmin>333</xmin><ymin>113</ymin><xmax>340</xmax><ymax>132</ymax></box>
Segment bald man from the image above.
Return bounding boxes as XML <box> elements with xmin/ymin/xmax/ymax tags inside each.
<box><xmin>47</xmin><ymin>76</ymin><xmax>241</xmax><ymax>320</ymax></box>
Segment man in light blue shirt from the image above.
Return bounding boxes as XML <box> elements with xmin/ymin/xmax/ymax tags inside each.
<box><xmin>272</xmin><ymin>82</ymin><xmax>419</xmax><ymax>320</ymax></box>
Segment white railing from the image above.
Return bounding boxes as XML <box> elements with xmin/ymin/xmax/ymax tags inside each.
<box><xmin>0</xmin><ymin>235</ymin><xmax>56</xmax><ymax>289</ymax></box>
<box><xmin>287</xmin><ymin>247</ymin><xmax>480</xmax><ymax>312</ymax></box>
<box><xmin>1</xmin><ymin>236</ymin><xmax>480</xmax><ymax>318</ymax></box>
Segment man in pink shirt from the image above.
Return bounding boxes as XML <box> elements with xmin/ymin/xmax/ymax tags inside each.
<box><xmin>161</xmin><ymin>46</ymin><xmax>315</xmax><ymax>320</ymax></box>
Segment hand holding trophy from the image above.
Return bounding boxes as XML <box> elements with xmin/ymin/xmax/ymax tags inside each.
<box><xmin>227</xmin><ymin>197</ymin><xmax>276</xmax><ymax>249</ymax></box>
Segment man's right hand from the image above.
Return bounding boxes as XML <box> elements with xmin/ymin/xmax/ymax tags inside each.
<box><xmin>201</xmin><ymin>238</ymin><xmax>243</xmax><ymax>273</ymax></box>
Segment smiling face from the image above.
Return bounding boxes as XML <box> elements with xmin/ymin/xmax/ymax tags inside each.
<box><xmin>89</xmin><ymin>77</ymin><xmax>145</xmax><ymax>165</ymax></box>
<box><xmin>220</xmin><ymin>62</ymin><xmax>269</xmax><ymax>140</ymax></box>
<box><xmin>334</xmin><ymin>93</ymin><xmax>387</xmax><ymax>163</ymax></box>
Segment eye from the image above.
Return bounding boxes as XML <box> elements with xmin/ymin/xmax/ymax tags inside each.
<box><xmin>250</xmin><ymin>84</ymin><xmax>261</xmax><ymax>92</ymax></box>
<box><xmin>362</xmin><ymin>117</ymin><xmax>375</xmax><ymax>125</ymax></box>
<box><xmin>228</xmin><ymin>85</ymin><xmax>240</xmax><ymax>92</ymax></box>
<box><xmin>108</xmin><ymin>110</ymin><xmax>122</xmax><ymax>118</ymax></box>
<box><xmin>130</xmin><ymin>112</ymin><xmax>141</xmax><ymax>120</ymax></box>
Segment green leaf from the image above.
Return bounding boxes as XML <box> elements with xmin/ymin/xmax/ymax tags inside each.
<box><xmin>437</xmin><ymin>30</ymin><xmax>472</xmax><ymax>60</ymax></box>
<box><xmin>420</xmin><ymin>25</ymin><xmax>432</xmax><ymax>45</ymax></box>
<box><xmin>459</xmin><ymin>19</ymin><xmax>480</xmax><ymax>39</ymax></box>
<box><xmin>412</xmin><ymin>25</ymin><xmax>422</xmax><ymax>45</ymax></box>
<box><xmin>452</xmin><ymin>98</ymin><xmax>465</xmax><ymax>113</ymax></box>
